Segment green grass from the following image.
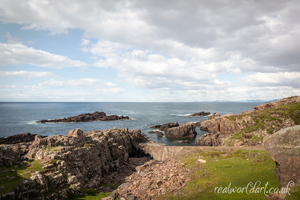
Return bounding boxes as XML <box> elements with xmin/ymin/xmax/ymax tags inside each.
<box><xmin>225</xmin><ymin>101</ymin><xmax>300</xmax><ymax>143</ymax></box>
<box><xmin>159</xmin><ymin>149</ymin><xmax>281</xmax><ymax>200</ymax></box>
<box><xmin>43</xmin><ymin>146</ymin><xmax>61</xmax><ymax>152</ymax></box>
<box><xmin>0</xmin><ymin>161</ymin><xmax>44</xmax><ymax>195</ymax></box>
<box><xmin>66</xmin><ymin>188</ymin><xmax>111</xmax><ymax>200</ymax></box>
<box><xmin>84</xmin><ymin>143</ymin><xmax>93</xmax><ymax>148</ymax></box>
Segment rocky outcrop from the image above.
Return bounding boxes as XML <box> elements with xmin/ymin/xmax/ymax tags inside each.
<box><xmin>254</xmin><ymin>96</ymin><xmax>300</xmax><ymax>111</ymax></box>
<box><xmin>36</xmin><ymin>111</ymin><xmax>129</xmax><ymax>123</ymax></box>
<box><xmin>208</xmin><ymin>113</ymin><xmax>221</xmax><ymax>120</ymax></box>
<box><xmin>106</xmin><ymin>154</ymin><xmax>191</xmax><ymax>199</ymax></box>
<box><xmin>195</xmin><ymin>96</ymin><xmax>300</xmax><ymax>147</ymax></box>
<box><xmin>0</xmin><ymin>133</ymin><xmax>46</xmax><ymax>144</ymax></box>
<box><xmin>0</xmin><ymin>127</ymin><xmax>162</xmax><ymax>200</ymax></box>
<box><xmin>189</xmin><ymin>111</ymin><xmax>210</xmax><ymax>117</ymax></box>
<box><xmin>264</xmin><ymin>126</ymin><xmax>300</xmax><ymax>191</ymax></box>
<box><xmin>150</xmin><ymin>122</ymin><xmax>179</xmax><ymax>131</ymax></box>
<box><xmin>165</xmin><ymin>123</ymin><xmax>197</xmax><ymax>139</ymax></box>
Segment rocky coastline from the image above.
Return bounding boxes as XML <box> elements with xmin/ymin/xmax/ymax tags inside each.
<box><xmin>195</xmin><ymin>96</ymin><xmax>300</xmax><ymax>147</ymax></box>
<box><xmin>1</xmin><ymin>96</ymin><xmax>300</xmax><ymax>199</ymax></box>
<box><xmin>36</xmin><ymin>111</ymin><xmax>129</xmax><ymax>123</ymax></box>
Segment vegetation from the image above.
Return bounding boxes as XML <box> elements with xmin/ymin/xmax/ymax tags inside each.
<box><xmin>224</xmin><ymin>101</ymin><xmax>300</xmax><ymax>143</ymax></box>
<box><xmin>84</xmin><ymin>143</ymin><xmax>93</xmax><ymax>148</ymax></box>
<box><xmin>0</xmin><ymin>161</ymin><xmax>44</xmax><ymax>195</ymax></box>
<box><xmin>159</xmin><ymin>149</ymin><xmax>282</xmax><ymax>199</ymax></box>
<box><xmin>66</xmin><ymin>188</ymin><xmax>111</xmax><ymax>200</ymax></box>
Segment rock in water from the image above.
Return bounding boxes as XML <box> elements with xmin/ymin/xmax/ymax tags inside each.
<box><xmin>263</xmin><ymin>125</ymin><xmax>300</xmax><ymax>189</ymax></box>
<box><xmin>36</xmin><ymin>111</ymin><xmax>129</xmax><ymax>123</ymax></box>
<box><xmin>165</xmin><ymin>123</ymin><xmax>197</xmax><ymax>139</ymax></box>
<box><xmin>150</xmin><ymin>122</ymin><xmax>179</xmax><ymax>131</ymax></box>
<box><xmin>189</xmin><ymin>111</ymin><xmax>210</xmax><ymax>117</ymax></box>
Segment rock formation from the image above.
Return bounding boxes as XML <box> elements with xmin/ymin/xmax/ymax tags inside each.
<box><xmin>150</xmin><ymin>122</ymin><xmax>179</xmax><ymax>131</ymax></box>
<box><xmin>208</xmin><ymin>113</ymin><xmax>221</xmax><ymax>120</ymax></box>
<box><xmin>0</xmin><ymin>127</ymin><xmax>163</xmax><ymax>199</ymax></box>
<box><xmin>0</xmin><ymin>133</ymin><xmax>46</xmax><ymax>144</ymax></box>
<box><xmin>165</xmin><ymin>123</ymin><xmax>197</xmax><ymax>139</ymax></box>
<box><xmin>264</xmin><ymin>126</ymin><xmax>300</xmax><ymax>191</ymax></box>
<box><xmin>104</xmin><ymin>154</ymin><xmax>191</xmax><ymax>200</ymax></box>
<box><xmin>36</xmin><ymin>111</ymin><xmax>129</xmax><ymax>123</ymax></box>
<box><xmin>195</xmin><ymin>96</ymin><xmax>300</xmax><ymax>147</ymax></box>
<box><xmin>189</xmin><ymin>111</ymin><xmax>210</xmax><ymax>117</ymax></box>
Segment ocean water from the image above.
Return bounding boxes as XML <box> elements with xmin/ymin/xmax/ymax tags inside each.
<box><xmin>0</xmin><ymin>102</ymin><xmax>264</xmax><ymax>146</ymax></box>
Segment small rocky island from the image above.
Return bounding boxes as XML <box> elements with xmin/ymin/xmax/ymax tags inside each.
<box><xmin>36</xmin><ymin>111</ymin><xmax>129</xmax><ymax>123</ymax></box>
<box><xmin>189</xmin><ymin>111</ymin><xmax>210</xmax><ymax>116</ymax></box>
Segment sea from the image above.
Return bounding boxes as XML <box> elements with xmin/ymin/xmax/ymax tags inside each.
<box><xmin>0</xmin><ymin>102</ymin><xmax>264</xmax><ymax>146</ymax></box>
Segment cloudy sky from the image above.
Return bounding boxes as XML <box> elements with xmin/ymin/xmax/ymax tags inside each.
<box><xmin>1</xmin><ymin>0</ymin><xmax>300</xmax><ymax>102</ymax></box>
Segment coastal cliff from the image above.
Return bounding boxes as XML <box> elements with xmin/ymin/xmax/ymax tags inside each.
<box><xmin>195</xmin><ymin>96</ymin><xmax>300</xmax><ymax>147</ymax></box>
<box><xmin>0</xmin><ymin>128</ymin><xmax>163</xmax><ymax>199</ymax></box>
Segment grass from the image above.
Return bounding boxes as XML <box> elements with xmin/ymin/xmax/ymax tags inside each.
<box><xmin>66</xmin><ymin>188</ymin><xmax>111</xmax><ymax>200</ymax></box>
<box><xmin>159</xmin><ymin>149</ymin><xmax>282</xmax><ymax>200</ymax></box>
<box><xmin>225</xmin><ymin>101</ymin><xmax>300</xmax><ymax>143</ymax></box>
<box><xmin>43</xmin><ymin>146</ymin><xmax>61</xmax><ymax>152</ymax></box>
<box><xmin>0</xmin><ymin>160</ymin><xmax>44</xmax><ymax>195</ymax></box>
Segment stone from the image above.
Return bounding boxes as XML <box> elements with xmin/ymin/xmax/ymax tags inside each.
<box><xmin>263</xmin><ymin>125</ymin><xmax>300</xmax><ymax>189</ymax></box>
<box><xmin>150</xmin><ymin>122</ymin><xmax>179</xmax><ymax>131</ymax></box>
<box><xmin>157</xmin><ymin>132</ymin><xmax>164</xmax><ymax>137</ymax></box>
<box><xmin>208</xmin><ymin>113</ymin><xmax>221</xmax><ymax>120</ymax></box>
<box><xmin>197</xmin><ymin>159</ymin><xmax>206</xmax><ymax>163</ymax></box>
<box><xmin>67</xmin><ymin>128</ymin><xmax>84</xmax><ymax>138</ymax></box>
<box><xmin>165</xmin><ymin>123</ymin><xmax>197</xmax><ymax>139</ymax></box>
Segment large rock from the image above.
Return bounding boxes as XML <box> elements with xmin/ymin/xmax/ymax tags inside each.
<box><xmin>189</xmin><ymin>111</ymin><xmax>210</xmax><ymax>117</ymax></box>
<box><xmin>165</xmin><ymin>123</ymin><xmax>197</xmax><ymax>139</ymax></box>
<box><xmin>208</xmin><ymin>113</ymin><xmax>221</xmax><ymax>120</ymax></box>
<box><xmin>36</xmin><ymin>111</ymin><xmax>129</xmax><ymax>123</ymax></box>
<box><xmin>263</xmin><ymin>125</ymin><xmax>300</xmax><ymax>189</ymax></box>
<box><xmin>150</xmin><ymin>122</ymin><xmax>179</xmax><ymax>131</ymax></box>
<box><xmin>0</xmin><ymin>133</ymin><xmax>46</xmax><ymax>144</ymax></box>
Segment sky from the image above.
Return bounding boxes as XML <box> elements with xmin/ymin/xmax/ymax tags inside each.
<box><xmin>0</xmin><ymin>0</ymin><xmax>300</xmax><ymax>102</ymax></box>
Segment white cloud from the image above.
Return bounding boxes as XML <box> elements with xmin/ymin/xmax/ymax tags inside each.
<box><xmin>242</xmin><ymin>72</ymin><xmax>300</xmax><ymax>88</ymax></box>
<box><xmin>0</xmin><ymin>42</ymin><xmax>88</xmax><ymax>69</ymax></box>
<box><xmin>1</xmin><ymin>0</ymin><xmax>300</xmax><ymax>101</ymax></box>
<box><xmin>0</xmin><ymin>70</ymin><xmax>54</xmax><ymax>77</ymax></box>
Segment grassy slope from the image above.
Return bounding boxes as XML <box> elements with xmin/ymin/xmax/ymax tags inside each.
<box><xmin>159</xmin><ymin>149</ymin><xmax>284</xmax><ymax>200</ymax></box>
<box><xmin>0</xmin><ymin>160</ymin><xmax>44</xmax><ymax>195</ymax></box>
<box><xmin>226</xmin><ymin>101</ymin><xmax>300</xmax><ymax>144</ymax></box>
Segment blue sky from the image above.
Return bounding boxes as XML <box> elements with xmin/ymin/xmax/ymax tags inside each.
<box><xmin>1</xmin><ymin>0</ymin><xmax>300</xmax><ymax>102</ymax></box>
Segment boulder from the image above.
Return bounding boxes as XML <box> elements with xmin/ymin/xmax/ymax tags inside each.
<box><xmin>165</xmin><ymin>123</ymin><xmax>197</xmax><ymax>139</ymax></box>
<box><xmin>157</xmin><ymin>132</ymin><xmax>163</xmax><ymax>137</ymax></box>
<box><xmin>208</xmin><ymin>113</ymin><xmax>221</xmax><ymax>120</ymax></box>
<box><xmin>264</xmin><ymin>125</ymin><xmax>300</xmax><ymax>189</ymax></box>
<box><xmin>150</xmin><ymin>122</ymin><xmax>179</xmax><ymax>131</ymax></box>
<box><xmin>0</xmin><ymin>132</ymin><xmax>46</xmax><ymax>144</ymax></box>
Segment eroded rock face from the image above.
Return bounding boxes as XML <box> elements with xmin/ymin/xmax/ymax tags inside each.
<box><xmin>263</xmin><ymin>126</ymin><xmax>300</xmax><ymax>189</ymax></box>
<box><xmin>195</xmin><ymin>96</ymin><xmax>300</xmax><ymax>147</ymax></box>
<box><xmin>36</xmin><ymin>111</ymin><xmax>129</xmax><ymax>123</ymax></box>
<box><xmin>165</xmin><ymin>123</ymin><xmax>197</xmax><ymax>139</ymax></box>
<box><xmin>0</xmin><ymin>128</ymin><xmax>160</xmax><ymax>200</ymax></box>
<box><xmin>189</xmin><ymin>111</ymin><xmax>210</xmax><ymax>117</ymax></box>
<box><xmin>150</xmin><ymin>122</ymin><xmax>179</xmax><ymax>131</ymax></box>
<box><xmin>208</xmin><ymin>113</ymin><xmax>221</xmax><ymax>120</ymax></box>
<box><xmin>0</xmin><ymin>133</ymin><xmax>46</xmax><ymax>144</ymax></box>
